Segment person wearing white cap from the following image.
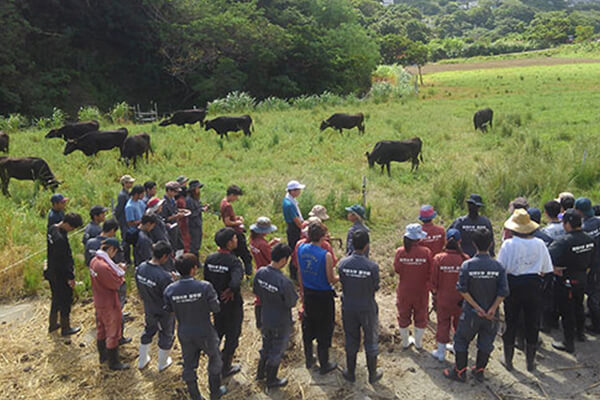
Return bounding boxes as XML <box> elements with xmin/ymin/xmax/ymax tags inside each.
<box><xmin>283</xmin><ymin>180</ymin><xmax>306</xmax><ymax>280</ymax></box>
<box><xmin>393</xmin><ymin>223</ymin><xmax>433</xmax><ymax>350</ymax></box>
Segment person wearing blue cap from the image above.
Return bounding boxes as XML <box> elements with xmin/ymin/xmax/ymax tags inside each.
<box><xmin>48</xmin><ymin>193</ymin><xmax>69</xmax><ymax>229</ymax></box>
<box><xmin>430</xmin><ymin>228</ymin><xmax>469</xmax><ymax>362</ymax></box>
<box><xmin>449</xmin><ymin>194</ymin><xmax>495</xmax><ymax>257</ymax></box>
<box><xmin>345</xmin><ymin>204</ymin><xmax>370</xmax><ymax>257</ymax></box>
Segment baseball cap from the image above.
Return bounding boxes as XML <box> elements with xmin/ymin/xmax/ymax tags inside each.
<box><xmin>165</xmin><ymin>181</ymin><xmax>180</xmax><ymax>190</ymax></box>
<box><xmin>466</xmin><ymin>194</ymin><xmax>484</xmax><ymax>207</ymax></box>
<box><xmin>120</xmin><ymin>175</ymin><xmax>135</xmax><ymax>185</ymax></box>
<box><xmin>286</xmin><ymin>180</ymin><xmax>306</xmax><ymax>191</ymax></box>
<box><xmin>446</xmin><ymin>228</ymin><xmax>461</xmax><ymax>241</ymax></box>
<box><xmin>90</xmin><ymin>205</ymin><xmax>108</xmax><ymax>217</ymax></box>
<box><xmin>419</xmin><ymin>205</ymin><xmax>437</xmax><ymax>221</ymax></box>
<box><xmin>146</xmin><ymin>197</ymin><xmax>165</xmax><ymax>212</ymax></box>
<box><xmin>562</xmin><ymin>208</ymin><xmax>582</xmax><ymax>226</ymax></box>
<box><xmin>527</xmin><ymin>207</ymin><xmax>542</xmax><ymax>224</ymax></box>
<box><xmin>51</xmin><ymin>193</ymin><xmax>68</xmax><ymax>204</ymax></box>
<box><xmin>345</xmin><ymin>204</ymin><xmax>366</xmax><ymax>219</ymax></box>
<box><xmin>575</xmin><ymin>197</ymin><xmax>594</xmax><ymax>218</ymax></box>
<box><xmin>102</xmin><ymin>237</ymin><xmax>121</xmax><ymax>249</ymax></box>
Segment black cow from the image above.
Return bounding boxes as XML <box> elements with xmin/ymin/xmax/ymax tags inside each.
<box><xmin>474</xmin><ymin>108</ymin><xmax>493</xmax><ymax>132</ymax></box>
<box><xmin>320</xmin><ymin>113</ymin><xmax>365</xmax><ymax>134</ymax></box>
<box><xmin>121</xmin><ymin>132</ymin><xmax>153</xmax><ymax>168</ymax></box>
<box><xmin>365</xmin><ymin>138</ymin><xmax>423</xmax><ymax>176</ymax></box>
<box><xmin>205</xmin><ymin>115</ymin><xmax>253</xmax><ymax>139</ymax></box>
<box><xmin>45</xmin><ymin>120</ymin><xmax>100</xmax><ymax>140</ymax></box>
<box><xmin>63</xmin><ymin>128</ymin><xmax>128</xmax><ymax>156</ymax></box>
<box><xmin>0</xmin><ymin>131</ymin><xmax>8</xmax><ymax>153</ymax></box>
<box><xmin>159</xmin><ymin>109</ymin><xmax>206</xmax><ymax>127</ymax></box>
<box><xmin>0</xmin><ymin>157</ymin><xmax>61</xmax><ymax>196</ymax></box>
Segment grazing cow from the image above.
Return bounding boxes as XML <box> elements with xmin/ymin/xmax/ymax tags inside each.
<box><xmin>473</xmin><ymin>108</ymin><xmax>493</xmax><ymax>132</ymax></box>
<box><xmin>0</xmin><ymin>157</ymin><xmax>61</xmax><ymax>196</ymax></box>
<box><xmin>159</xmin><ymin>109</ymin><xmax>206</xmax><ymax>127</ymax></box>
<box><xmin>365</xmin><ymin>138</ymin><xmax>423</xmax><ymax>176</ymax></box>
<box><xmin>63</xmin><ymin>128</ymin><xmax>128</xmax><ymax>156</ymax></box>
<box><xmin>205</xmin><ymin>115</ymin><xmax>254</xmax><ymax>139</ymax></box>
<box><xmin>320</xmin><ymin>113</ymin><xmax>365</xmax><ymax>134</ymax></box>
<box><xmin>45</xmin><ymin>120</ymin><xmax>100</xmax><ymax>140</ymax></box>
<box><xmin>121</xmin><ymin>132</ymin><xmax>153</xmax><ymax>168</ymax></box>
<box><xmin>0</xmin><ymin>131</ymin><xmax>8</xmax><ymax>153</ymax></box>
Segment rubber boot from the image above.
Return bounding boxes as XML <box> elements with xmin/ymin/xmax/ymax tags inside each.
<box><xmin>256</xmin><ymin>357</ymin><xmax>267</xmax><ymax>381</ymax></box>
<box><xmin>266</xmin><ymin>364</ymin><xmax>288</xmax><ymax>388</ymax></box>
<box><xmin>208</xmin><ymin>373</ymin><xmax>227</xmax><ymax>400</ymax></box>
<box><xmin>526</xmin><ymin>343</ymin><xmax>537</xmax><ymax>372</ymax></box>
<box><xmin>399</xmin><ymin>327</ymin><xmax>411</xmax><ymax>349</ymax></box>
<box><xmin>186</xmin><ymin>380</ymin><xmax>204</xmax><ymax>400</ymax></box>
<box><xmin>97</xmin><ymin>340</ymin><xmax>108</xmax><ymax>364</ymax></box>
<box><xmin>317</xmin><ymin>345</ymin><xmax>337</xmax><ymax>375</ymax></box>
<box><xmin>443</xmin><ymin>351</ymin><xmax>467</xmax><ymax>383</ymax></box>
<box><xmin>414</xmin><ymin>328</ymin><xmax>425</xmax><ymax>350</ymax></box>
<box><xmin>552</xmin><ymin>340</ymin><xmax>574</xmax><ymax>353</ymax></box>
<box><xmin>366</xmin><ymin>355</ymin><xmax>383</xmax><ymax>384</ymax></box>
<box><xmin>107</xmin><ymin>347</ymin><xmax>130</xmax><ymax>371</ymax></box>
<box><xmin>138</xmin><ymin>343</ymin><xmax>151</xmax><ymax>370</ymax></box>
<box><xmin>303</xmin><ymin>340</ymin><xmax>315</xmax><ymax>369</ymax></box>
<box><xmin>157</xmin><ymin>348</ymin><xmax>173</xmax><ymax>372</ymax></box>
<box><xmin>60</xmin><ymin>315</ymin><xmax>81</xmax><ymax>336</ymax></box>
<box><xmin>431</xmin><ymin>342</ymin><xmax>446</xmax><ymax>362</ymax></box>
<box><xmin>342</xmin><ymin>352</ymin><xmax>356</xmax><ymax>382</ymax></box>
<box><xmin>221</xmin><ymin>353</ymin><xmax>241</xmax><ymax>377</ymax></box>
<box><xmin>48</xmin><ymin>311</ymin><xmax>60</xmax><ymax>333</ymax></box>
<box><xmin>503</xmin><ymin>343</ymin><xmax>514</xmax><ymax>371</ymax></box>
<box><xmin>472</xmin><ymin>351</ymin><xmax>490</xmax><ymax>382</ymax></box>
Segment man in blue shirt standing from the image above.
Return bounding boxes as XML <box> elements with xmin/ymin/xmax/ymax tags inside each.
<box><xmin>124</xmin><ymin>185</ymin><xmax>146</xmax><ymax>249</ymax></box>
<box><xmin>115</xmin><ymin>175</ymin><xmax>135</xmax><ymax>264</ymax></box>
<box><xmin>282</xmin><ymin>180</ymin><xmax>305</xmax><ymax>280</ymax></box>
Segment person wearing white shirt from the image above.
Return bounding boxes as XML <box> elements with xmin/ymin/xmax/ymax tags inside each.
<box><xmin>498</xmin><ymin>209</ymin><xmax>553</xmax><ymax>372</ymax></box>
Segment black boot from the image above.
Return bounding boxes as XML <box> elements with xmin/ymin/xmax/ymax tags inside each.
<box><xmin>304</xmin><ymin>340</ymin><xmax>315</xmax><ymax>369</ymax></box>
<box><xmin>342</xmin><ymin>353</ymin><xmax>356</xmax><ymax>383</ymax></box>
<box><xmin>443</xmin><ymin>351</ymin><xmax>467</xmax><ymax>383</ymax></box>
<box><xmin>552</xmin><ymin>340</ymin><xmax>574</xmax><ymax>353</ymax></box>
<box><xmin>366</xmin><ymin>355</ymin><xmax>383</xmax><ymax>384</ymax></box>
<box><xmin>48</xmin><ymin>311</ymin><xmax>60</xmax><ymax>333</ymax></box>
<box><xmin>515</xmin><ymin>335</ymin><xmax>525</xmax><ymax>351</ymax></box>
<box><xmin>526</xmin><ymin>343</ymin><xmax>536</xmax><ymax>372</ymax></box>
<box><xmin>186</xmin><ymin>380</ymin><xmax>204</xmax><ymax>400</ymax></box>
<box><xmin>60</xmin><ymin>315</ymin><xmax>81</xmax><ymax>336</ymax></box>
<box><xmin>266</xmin><ymin>364</ymin><xmax>288</xmax><ymax>388</ymax></box>
<box><xmin>317</xmin><ymin>345</ymin><xmax>337</xmax><ymax>375</ymax></box>
<box><xmin>472</xmin><ymin>351</ymin><xmax>490</xmax><ymax>382</ymax></box>
<box><xmin>256</xmin><ymin>357</ymin><xmax>267</xmax><ymax>381</ymax></box>
<box><xmin>107</xmin><ymin>347</ymin><xmax>130</xmax><ymax>371</ymax></box>
<box><xmin>221</xmin><ymin>353</ymin><xmax>241</xmax><ymax>377</ymax></box>
<box><xmin>208</xmin><ymin>374</ymin><xmax>227</xmax><ymax>400</ymax></box>
<box><xmin>503</xmin><ymin>343</ymin><xmax>514</xmax><ymax>371</ymax></box>
<box><xmin>97</xmin><ymin>340</ymin><xmax>108</xmax><ymax>364</ymax></box>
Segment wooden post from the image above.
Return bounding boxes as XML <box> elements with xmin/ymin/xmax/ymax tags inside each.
<box><xmin>362</xmin><ymin>176</ymin><xmax>367</xmax><ymax>208</ymax></box>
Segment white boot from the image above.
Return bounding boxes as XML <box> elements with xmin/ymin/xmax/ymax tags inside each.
<box><xmin>399</xmin><ymin>328</ymin><xmax>411</xmax><ymax>349</ymax></box>
<box><xmin>446</xmin><ymin>343</ymin><xmax>455</xmax><ymax>354</ymax></box>
<box><xmin>138</xmin><ymin>343</ymin><xmax>151</xmax><ymax>370</ymax></box>
<box><xmin>414</xmin><ymin>328</ymin><xmax>425</xmax><ymax>350</ymax></box>
<box><xmin>157</xmin><ymin>348</ymin><xmax>173</xmax><ymax>372</ymax></box>
<box><xmin>431</xmin><ymin>342</ymin><xmax>446</xmax><ymax>362</ymax></box>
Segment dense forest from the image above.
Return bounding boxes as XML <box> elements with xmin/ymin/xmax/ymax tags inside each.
<box><xmin>1</xmin><ymin>0</ymin><xmax>599</xmax><ymax>117</ymax></box>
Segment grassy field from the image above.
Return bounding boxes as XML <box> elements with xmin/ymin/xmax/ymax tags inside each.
<box><xmin>2</xmin><ymin>60</ymin><xmax>600</xmax><ymax>299</ymax></box>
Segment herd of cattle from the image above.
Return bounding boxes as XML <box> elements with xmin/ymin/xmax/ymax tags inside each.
<box><xmin>0</xmin><ymin>107</ymin><xmax>493</xmax><ymax>195</ymax></box>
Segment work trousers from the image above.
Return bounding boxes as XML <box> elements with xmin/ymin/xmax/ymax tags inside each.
<box><xmin>556</xmin><ymin>278</ymin><xmax>585</xmax><ymax>346</ymax></box>
<box><xmin>180</xmin><ymin>332</ymin><xmax>223</xmax><ymax>383</ymax></box>
<box><xmin>503</xmin><ymin>274</ymin><xmax>543</xmax><ymax>348</ymax></box>
<box><xmin>233</xmin><ymin>232</ymin><xmax>253</xmax><ymax>276</ymax></box>
<box><xmin>302</xmin><ymin>289</ymin><xmax>335</xmax><ymax>354</ymax></box>
<box><xmin>587</xmin><ymin>270</ymin><xmax>600</xmax><ymax>330</ymax></box>
<box><xmin>435</xmin><ymin>301</ymin><xmax>462</xmax><ymax>344</ymax></box>
<box><xmin>342</xmin><ymin>306</ymin><xmax>379</xmax><ymax>356</ymax></box>
<box><xmin>214</xmin><ymin>297</ymin><xmax>243</xmax><ymax>358</ymax></box>
<box><xmin>396</xmin><ymin>291</ymin><xmax>429</xmax><ymax>329</ymax></box>
<box><xmin>541</xmin><ymin>274</ymin><xmax>559</xmax><ymax>330</ymax></box>
<box><xmin>49</xmin><ymin>278</ymin><xmax>72</xmax><ymax>317</ymax></box>
<box><xmin>141</xmin><ymin>312</ymin><xmax>175</xmax><ymax>350</ymax></box>
<box><xmin>260</xmin><ymin>325</ymin><xmax>291</xmax><ymax>367</ymax></box>
<box><xmin>454</xmin><ymin>310</ymin><xmax>498</xmax><ymax>354</ymax></box>
<box><xmin>96</xmin><ymin>306</ymin><xmax>122</xmax><ymax>349</ymax></box>
<box><xmin>188</xmin><ymin>226</ymin><xmax>202</xmax><ymax>258</ymax></box>
<box><xmin>286</xmin><ymin>223</ymin><xmax>301</xmax><ymax>280</ymax></box>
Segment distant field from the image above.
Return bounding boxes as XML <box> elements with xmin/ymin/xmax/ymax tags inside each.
<box><xmin>2</xmin><ymin>61</ymin><xmax>600</xmax><ymax>298</ymax></box>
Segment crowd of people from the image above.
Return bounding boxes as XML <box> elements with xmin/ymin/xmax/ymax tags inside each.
<box><xmin>44</xmin><ymin>178</ymin><xmax>600</xmax><ymax>399</ymax></box>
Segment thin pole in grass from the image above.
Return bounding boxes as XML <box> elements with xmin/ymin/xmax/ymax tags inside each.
<box><xmin>362</xmin><ymin>175</ymin><xmax>367</xmax><ymax>208</ymax></box>
<box><xmin>582</xmin><ymin>149</ymin><xmax>588</xmax><ymax>166</ymax></box>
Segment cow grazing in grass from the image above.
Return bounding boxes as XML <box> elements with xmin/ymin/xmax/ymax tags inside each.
<box><xmin>205</xmin><ymin>115</ymin><xmax>253</xmax><ymax>139</ymax></box>
<box><xmin>366</xmin><ymin>138</ymin><xmax>423</xmax><ymax>176</ymax></box>
<box><xmin>159</xmin><ymin>109</ymin><xmax>206</xmax><ymax>127</ymax></box>
<box><xmin>320</xmin><ymin>113</ymin><xmax>365</xmax><ymax>134</ymax></box>
<box><xmin>121</xmin><ymin>132</ymin><xmax>153</xmax><ymax>168</ymax></box>
<box><xmin>474</xmin><ymin>108</ymin><xmax>493</xmax><ymax>132</ymax></box>
<box><xmin>45</xmin><ymin>120</ymin><xmax>100</xmax><ymax>140</ymax></box>
<box><xmin>0</xmin><ymin>132</ymin><xmax>8</xmax><ymax>153</ymax></box>
<box><xmin>0</xmin><ymin>157</ymin><xmax>61</xmax><ymax>196</ymax></box>
<box><xmin>63</xmin><ymin>128</ymin><xmax>128</xmax><ymax>157</ymax></box>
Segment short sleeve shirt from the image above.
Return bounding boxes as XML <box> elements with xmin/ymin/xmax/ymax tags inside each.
<box><xmin>220</xmin><ymin>199</ymin><xmax>243</xmax><ymax>233</ymax></box>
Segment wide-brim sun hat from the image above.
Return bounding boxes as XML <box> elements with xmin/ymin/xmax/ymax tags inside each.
<box><xmin>309</xmin><ymin>205</ymin><xmax>329</xmax><ymax>221</ymax></box>
<box><xmin>504</xmin><ymin>208</ymin><xmax>539</xmax><ymax>235</ymax></box>
<box><xmin>419</xmin><ymin>205</ymin><xmax>437</xmax><ymax>221</ymax></box>
<box><xmin>404</xmin><ymin>223</ymin><xmax>427</xmax><ymax>240</ymax></box>
<box><xmin>466</xmin><ymin>193</ymin><xmax>484</xmax><ymax>207</ymax></box>
<box><xmin>250</xmin><ymin>216</ymin><xmax>277</xmax><ymax>234</ymax></box>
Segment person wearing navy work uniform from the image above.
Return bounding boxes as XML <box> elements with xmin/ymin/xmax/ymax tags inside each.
<box><xmin>82</xmin><ymin>205</ymin><xmax>107</xmax><ymax>245</ymax></box>
<box><xmin>253</xmin><ymin>243</ymin><xmax>298</xmax><ymax>388</ymax></box>
<box><xmin>46</xmin><ymin>212</ymin><xmax>83</xmax><ymax>335</ymax></box>
<box><xmin>338</xmin><ymin>230</ymin><xmax>382</xmax><ymax>384</ymax></box>
<box><xmin>115</xmin><ymin>175</ymin><xmax>135</xmax><ymax>264</ymax></box>
<box><xmin>283</xmin><ymin>180</ymin><xmax>306</xmax><ymax>280</ymax></box>
<box><xmin>204</xmin><ymin>228</ymin><xmax>244</xmax><ymax>377</ymax></box>
<box><xmin>134</xmin><ymin>214</ymin><xmax>158</xmax><ymax>266</ymax></box>
<box><xmin>164</xmin><ymin>254</ymin><xmax>227</xmax><ymax>400</ymax></box>
<box><xmin>345</xmin><ymin>204</ymin><xmax>369</xmax><ymax>257</ymax></box>
<box><xmin>297</xmin><ymin>221</ymin><xmax>339</xmax><ymax>374</ymax></box>
<box><xmin>549</xmin><ymin>209</ymin><xmax>595</xmax><ymax>353</ymax></box>
<box><xmin>85</xmin><ymin>219</ymin><xmax>120</xmax><ymax>266</ymax></box>
<box><xmin>135</xmin><ymin>241</ymin><xmax>176</xmax><ymax>372</ymax></box>
<box><xmin>162</xmin><ymin>181</ymin><xmax>186</xmax><ymax>253</ymax></box>
<box><xmin>47</xmin><ymin>193</ymin><xmax>68</xmax><ymax>229</ymax></box>
<box><xmin>574</xmin><ymin>197</ymin><xmax>600</xmax><ymax>334</ymax></box>
<box><xmin>186</xmin><ymin>180</ymin><xmax>208</xmax><ymax>258</ymax></box>
<box><xmin>449</xmin><ymin>194</ymin><xmax>495</xmax><ymax>257</ymax></box>
<box><xmin>444</xmin><ymin>227</ymin><xmax>509</xmax><ymax>383</ymax></box>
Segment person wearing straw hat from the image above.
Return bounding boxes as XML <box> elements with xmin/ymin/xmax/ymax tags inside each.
<box><xmin>497</xmin><ymin>209</ymin><xmax>552</xmax><ymax>372</ymax></box>
<box><xmin>443</xmin><ymin>227</ymin><xmax>508</xmax><ymax>383</ymax></box>
<box><xmin>164</xmin><ymin>253</ymin><xmax>227</xmax><ymax>400</ymax></box>
<box><xmin>394</xmin><ymin>223</ymin><xmax>433</xmax><ymax>350</ymax></box>
<box><xmin>115</xmin><ymin>174</ymin><xmax>135</xmax><ymax>264</ymax></box>
<box><xmin>89</xmin><ymin>238</ymin><xmax>129</xmax><ymax>370</ymax></box>
<box><xmin>430</xmin><ymin>228</ymin><xmax>469</xmax><ymax>362</ymax></box>
<box><xmin>449</xmin><ymin>194</ymin><xmax>495</xmax><ymax>257</ymax></box>
<box><xmin>186</xmin><ymin>180</ymin><xmax>209</xmax><ymax>258</ymax></box>
<box><xmin>345</xmin><ymin>204</ymin><xmax>369</xmax><ymax>257</ymax></box>
<box><xmin>283</xmin><ymin>180</ymin><xmax>306</xmax><ymax>280</ymax></box>
<box><xmin>82</xmin><ymin>205</ymin><xmax>108</xmax><ymax>245</ymax></box>
<box><xmin>419</xmin><ymin>205</ymin><xmax>446</xmax><ymax>257</ymax></box>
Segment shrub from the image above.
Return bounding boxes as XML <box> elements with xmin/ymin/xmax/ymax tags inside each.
<box><xmin>318</xmin><ymin>91</ymin><xmax>345</xmax><ymax>107</ymax></box>
<box><xmin>256</xmin><ymin>97</ymin><xmax>290</xmax><ymax>112</ymax></box>
<box><xmin>78</xmin><ymin>105</ymin><xmax>103</xmax><ymax>122</ymax></box>
<box><xmin>208</xmin><ymin>91</ymin><xmax>256</xmax><ymax>114</ymax></box>
<box><xmin>51</xmin><ymin>107</ymin><xmax>66</xmax><ymax>127</ymax></box>
<box><xmin>291</xmin><ymin>94</ymin><xmax>322</xmax><ymax>109</ymax></box>
<box><xmin>109</xmin><ymin>101</ymin><xmax>131</xmax><ymax>123</ymax></box>
<box><xmin>0</xmin><ymin>113</ymin><xmax>28</xmax><ymax>132</ymax></box>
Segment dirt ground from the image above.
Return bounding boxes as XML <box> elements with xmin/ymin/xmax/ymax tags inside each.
<box><xmin>1</xmin><ymin>283</ymin><xmax>599</xmax><ymax>400</ymax></box>
<box><xmin>405</xmin><ymin>57</ymin><xmax>600</xmax><ymax>75</ymax></box>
